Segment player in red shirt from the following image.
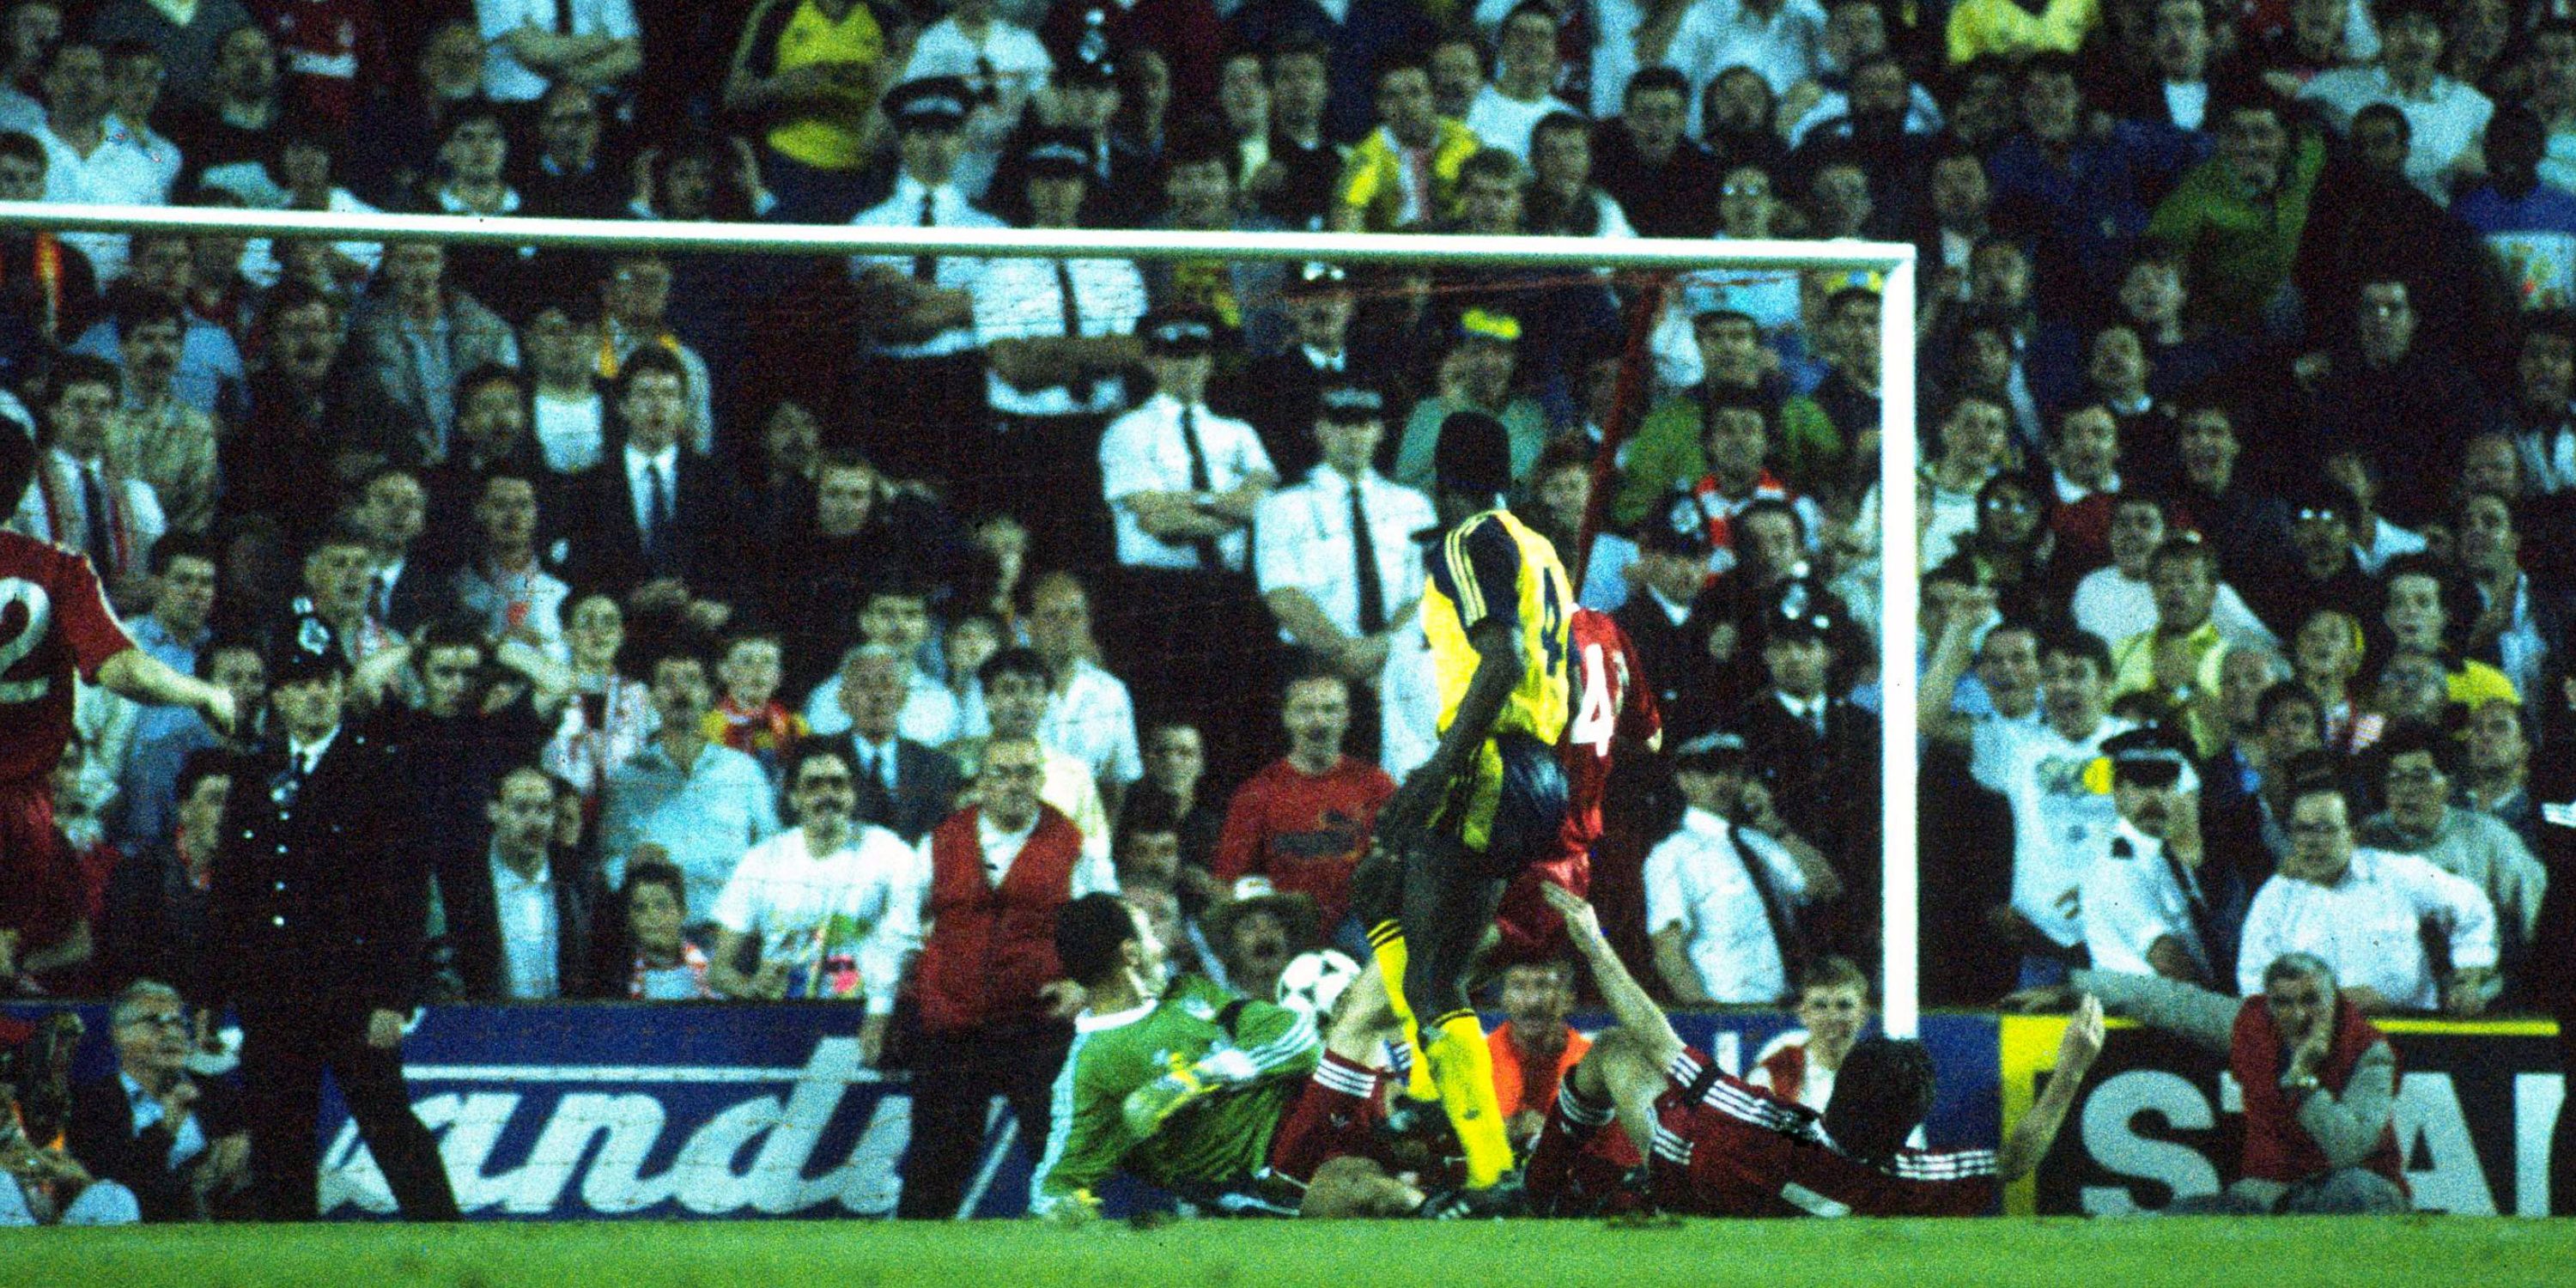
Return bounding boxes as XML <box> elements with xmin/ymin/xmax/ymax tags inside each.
<box><xmin>1491</xmin><ymin>606</ymin><xmax>1662</xmax><ymax>963</ymax></box>
<box><xmin>1527</xmin><ymin>884</ymin><xmax>2106</xmax><ymax>1218</ymax></box>
<box><xmin>0</xmin><ymin>432</ymin><xmax>236</xmax><ymax>959</ymax></box>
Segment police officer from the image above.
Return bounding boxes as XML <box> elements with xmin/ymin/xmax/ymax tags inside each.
<box><xmin>1096</xmin><ymin>305</ymin><xmax>1280</xmax><ymax>784</ymax></box>
<box><xmin>847</xmin><ymin>76</ymin><xmax>1005</xmax><ymax>490</ymax></box>
<box><xmin>204</xmin><ymin>617</ymin><xmax>459</xmax><ymax>1222</ymax></box>
<box><xmin>972</xmin><ymin>126</ymin><xmax>1147</xmax><ymax>570</ymax></box>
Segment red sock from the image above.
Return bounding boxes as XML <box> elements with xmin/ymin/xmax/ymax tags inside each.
<box><xmin>1267</xmin><ymin>1053</ymin><xmax>1385</xmax><ymax>1184</ymax></box>
<box><xmin>1524</xmin><ymin>1082</ymin><xmax>1616</xmax><ymax>1206</ymax></box>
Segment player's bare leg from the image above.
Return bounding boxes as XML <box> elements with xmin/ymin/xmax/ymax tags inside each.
<box><xmin>1325</xmin><ymin>958</ymin><xmax>1407</xmax><ymax>1065</ymax></box>
<box><xmin>1524</xmin><ymin>1026</ymin><xmax>1664</xmax><ymax>1212</ymax></box>
<box><xmin>1569</xmin><ymin>1027</ymin><xmax>1669</xmax><ymax>1158</ymax></box>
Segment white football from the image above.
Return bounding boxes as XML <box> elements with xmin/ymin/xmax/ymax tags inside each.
<box><xmin>1276</xmin><ymin>949</ymin><xmax>1362</xmax><ymax>1023</ymax></box>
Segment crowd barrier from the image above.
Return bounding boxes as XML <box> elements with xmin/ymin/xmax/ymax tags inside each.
<box><xmin>2000</xmin><ymin>1016</ymin><xmax>2565</xmax><ymax>1216</ymax></box>
<box><xmin>11</xmin><ymin>1001</ymin><xmax>2551</xmax><ymax>1218</ymax></box>
<box><xmin>8</xmin><ymin>1003</ymin><xmax>1990</xmax><ymax>1218</ymax></box>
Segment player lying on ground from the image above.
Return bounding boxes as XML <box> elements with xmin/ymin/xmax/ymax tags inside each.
<box><xmin>1528</xmin><ymin>884</ymin><xmax>2106</xmax><ymax>1217</ymax></box>
<box><xmin>1029</xmin><ymin>892</ymin><xmax>1431</xmax><ymax>1219</ymax></box>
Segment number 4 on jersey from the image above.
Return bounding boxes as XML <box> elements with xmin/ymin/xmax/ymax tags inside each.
<box><xmin>1568</xmin><ymin>641</ymin><xmax>1619</xmax><ymax>756</ymax></box>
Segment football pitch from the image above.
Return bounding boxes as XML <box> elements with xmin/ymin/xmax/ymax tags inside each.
<box><xmin>14</xmin><ymin>1217</ymin><xmax>2572</xmax><ymax>1288</ymax></box>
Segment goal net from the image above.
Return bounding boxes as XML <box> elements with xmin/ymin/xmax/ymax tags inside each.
<box><xmin>2</xmin><ymin>203</ymin><xmax>1920</xmax><ymax>1031</ymax></box>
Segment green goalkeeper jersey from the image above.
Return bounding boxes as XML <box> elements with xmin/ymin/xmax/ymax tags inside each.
<box><xmin>1029</xmin><ymin>975</ymin><xmax>1321</xmax><ymax>1214</ymax></box>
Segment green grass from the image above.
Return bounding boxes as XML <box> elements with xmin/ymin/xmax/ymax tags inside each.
<box><xmin>8</xmin><ymin>1218</ymin><xmax>2573</xmax><ymax>1288</ymax></box>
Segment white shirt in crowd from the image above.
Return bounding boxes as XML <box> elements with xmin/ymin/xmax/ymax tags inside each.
<box><xmin>2079</xmin><ymin>817</ymin><xmax>2213</xmax><ymax>980</ymax></box>
<box><xmin>804</xmin><ymin>664</ymin><xmax>965</xmax><ymax>749</ymax></box>
<box><xmin>1588</xmin><ymin>0</ymin><xmax>1731</xmax><ymax>132</ymax></box>
<box><xmin>2300</xmin><ymin>65</ymin><xmax>2492</xmax><ymax>206</ymax></box>
<box><xmin>1034</xmin><ymin>659</ymin><xmax>1144</xmax><ymax>789</ymax></box>
<box><xmin>2237</xmin><ymin>848</ymin><xmax>2499</xmax><ymax>1012</ymax></box>
<box><xmin>713</xmin><ymin>823</ymin><xmax>920</xmax><ymax>1013</ymax></box>
<box><xmin>106</xmin><ymin>116</ymin><xmax>181</xmax><ymax>196</ymax></box>
<box><xmin>1642</xmin><ymin>805</ymin><xmax>1812</xmax><ymax>1005</ymax></box>
<box><xmin>1972</xmin><ymin>715</ymin><xmax>2136</xmax><ymax>948</ymax></box>
<box><xmin>1463</xmin><ymin>84</ymin><xmax>1580</xmax><ymax>161</ymax></box>
<box><xmin>1696</xmin><ymin>0</ymin><xmax>1829</xmax><ymax>96</ymax></box>
<box><xmin>39</xmin><ymin>123</ymin><xmax>167</xmax><ymax>281</ymax></box>
<box><xmin>2352</xmin><ymin>520</ymin><xmax>2428</xmax><ymax>576</ymax></box>
<box><xmin>972</xmin><ymin>255</ymin><xmax>1147</xmax><ymax>417</ymax></box>
<box><xmin>848</xmin><ymin>170</ymin><xmax>1002</xmax><ymax>358</ymax></box>
<box><xmin>1100</xmin><ymin>392</ymin><xmax>1275</xmax><ymax>572</ymax></box>
<box><xmin>534</xmin><ymin>389</ymin><xmax>606</xmax><ymax>473</ymax></box>
<box><xmin>477</xmin><ymin>0</ymin><xmax>641</xmax><ymax>102</ymax></box>
<box><xmin>9</xmin><ymin>447</ymin><xmax>167</xmax><ymax>565</ymax></box>
<box><xmin>1253</xmin><ymin>465</ymin><xmax>1435</xmax><ymax>644</ymax></box>
<box><xmin>2070</xmin><ymin>566</ymin><xmax>2275</xmax><ymax>655</ymax></box>
<box><xmin>452</xmin><ymin>560</ymin><xmax>573</xmax><ymax>662</ymax></box>
<box><xmin>490</xmin><ymin>849</ymin><xmax>562</xmax><ymax>1000</ymax></box>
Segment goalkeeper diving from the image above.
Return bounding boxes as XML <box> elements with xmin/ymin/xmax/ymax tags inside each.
<box><xmin>1028</xmin><ymin>892</ymin><xmax>1433</xmax><ymax>1219</ymax></box>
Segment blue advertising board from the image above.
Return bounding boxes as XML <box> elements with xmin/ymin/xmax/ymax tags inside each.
<box><xmin>8</xmin><ymin>1002</ymin><xmax>2000</xmax><ymax>1219</ymax></box>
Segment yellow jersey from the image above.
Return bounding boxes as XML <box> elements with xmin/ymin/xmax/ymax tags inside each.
<box><xmin>756</xmin><ymin>0</ymin><xmax>886</xmax><ymax>170</ymax></box>
<box><xmin>1422</xmin><ymin>508</ymin><xmax>1572</xmax><ymax>746</ymax></box>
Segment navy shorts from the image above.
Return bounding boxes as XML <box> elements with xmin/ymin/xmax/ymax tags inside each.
<box><xmin>1434</xmin><ymin>732</ymin><xmax>1571</xmax><ymax>882</ymax></box>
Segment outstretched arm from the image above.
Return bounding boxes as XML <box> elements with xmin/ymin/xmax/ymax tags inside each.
<box><xmin>1544</xmin><ymin>884</ymin><xmax>1685</xmax><ymax>1072</ymax></box>
<box><xmin>95</xmin><ymin>647</ymin><xmax>234</xmax><ymax>736</ymax></box>
<box><xmin>1997</xmin><ymin>995</ymin><xmax>2105</xmax><ymax>1183</ymax></box>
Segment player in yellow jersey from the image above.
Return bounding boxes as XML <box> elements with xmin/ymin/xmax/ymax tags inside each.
<box><xmin>1357</xmin><ymin>410</ymin><xmax>1571</xmax><ymax>1214</ymax></box>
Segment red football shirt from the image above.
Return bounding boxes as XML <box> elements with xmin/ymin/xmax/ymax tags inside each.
<box><xmin>256</xmin><ymin>0</ymin><xmax>387</xmax><ymax>126</ymax></box>
<box><xmin>1649</xmin><ymin>1048</ymin><xmax>1997</xmax><ymax>1218</ymax></box>
<box><xmin>0</xmin><ymin>532</ymin><xmax>137</xmax><ymax>786</ymax></box>
<box><xmin>1557</xmin><ymin>608</ymin><xmax>1662</xmax><ymax>860</ymax></box>
<box><xmin>1211</xmin><ymin>755</ymin><xmax>1395</xmax><ymax>929</ymax></box>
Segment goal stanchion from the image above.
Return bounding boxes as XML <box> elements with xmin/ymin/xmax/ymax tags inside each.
<box><xmin>0</xmin><ymin>201</ymin><xmax>1921</xmax><ymax>1030</ymax></box>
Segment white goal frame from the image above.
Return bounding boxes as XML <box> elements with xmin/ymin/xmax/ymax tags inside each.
<box><xmin>0</xmin><ymin>204</ymin><xmax>1923</xmax><ymax>1035</ymax></box>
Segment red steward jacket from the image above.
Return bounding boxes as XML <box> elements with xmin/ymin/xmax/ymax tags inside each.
<box><xmin>915</xmin><ymin>805</ymin><xmax>1082</xmax><ymax>1034</ymax></box>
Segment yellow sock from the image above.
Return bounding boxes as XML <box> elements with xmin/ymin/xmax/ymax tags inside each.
<box><xmin>1368</xmin><ymin>921</ymin><xmax>1439</xmax><ymax>1103</ymax></box>
<box><xmin>1426</xmin><ymin>1008</ymin><xmax>1514</xmax><ymax>1188</ymax></box>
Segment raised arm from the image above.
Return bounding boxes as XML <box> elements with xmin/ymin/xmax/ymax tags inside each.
<box><xmin>1997</xmin><ymin>995</ymin><xmax>2105</xmax><ymax>1183</ymax></box>
<box><xmin>1544</xmin><ymin>883</ymin><xmax>1685</xmax><ymax>1072</ymax></box>
<box><xmin>1919</xmin><ymin>613</ymin><xmax>1979</xmax><ymax>744</ymax></box>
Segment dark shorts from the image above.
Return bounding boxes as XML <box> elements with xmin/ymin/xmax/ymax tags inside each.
<box><xmin>0</xmin><ymin>778</ymin><xmax>76</xmax><ymax>939</ymax></box>
<box><xmin>1433</xmin><ymin>732</ymin><xmax>1571</xmax><ymax>882</ymax></box>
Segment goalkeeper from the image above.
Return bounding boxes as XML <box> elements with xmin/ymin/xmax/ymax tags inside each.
<box><xmin>1029</xmin><ymin>893</ymin><xmax>1425</xmax><ymax>1218</ymax></box>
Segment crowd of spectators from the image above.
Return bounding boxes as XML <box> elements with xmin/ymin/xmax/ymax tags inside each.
<box><xmin>1</xmin><ymin>0</ymin><xmax>2573</xmax><ymax>1223</ymax></box>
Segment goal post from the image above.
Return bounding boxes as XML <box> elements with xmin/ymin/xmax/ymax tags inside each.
<box><xmin>0</xmin><ymin>201</ymin><xmax>1922</xmax><ymax>1033</ymax></box>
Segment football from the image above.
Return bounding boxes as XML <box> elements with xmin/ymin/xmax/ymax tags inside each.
<box><xmin>1274</xmin><ymin>949</ymin><xmax>1363</xmax><ymax>1023</ymax></box>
